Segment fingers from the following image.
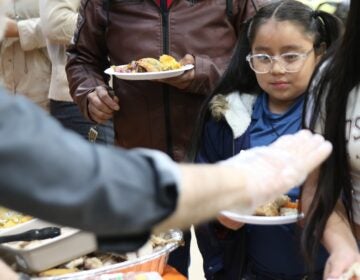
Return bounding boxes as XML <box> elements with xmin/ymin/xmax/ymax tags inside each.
<box><xmin>157</xmin><ymin>69</ymin><xmax>194</xmax><ymax>89</ymax></box>
<box><xmin>228</xmin><ymin>131</ymin><xmax>332</xmax><ymax>211</ymax></box>
<box><xmin>217</xmin><ymin>215</ymin><xmax>244</xmax><ymax>230</ymax></box>
<box><xmin>278</xmin><ymin>131</ymin><xmax>332</xmax><ymax>187</ymax></box>
<box><xmin>87</xmin><ymin>86</ymin><xmax>120</xmax><ymax>123</ymax></box>
<box><xmin>302</xmin><ymin>137</ymin><xmax>332</xmax><ymax>174</ymax></box>
<box><xmin>179</xmin><ymin>54</ymin><xmax>195</xmax><ymax>66</ymax></box>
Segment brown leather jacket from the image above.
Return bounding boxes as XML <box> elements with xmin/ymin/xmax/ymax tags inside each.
<box><xmin>66</xmin><ymin>0</ymin><xmax>268</xmax><ymax>161</ymax></box>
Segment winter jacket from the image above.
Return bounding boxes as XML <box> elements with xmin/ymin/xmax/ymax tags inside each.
<box><xmin>196</xmin><ymin>92</ymin><xmax>328</xmax><ymax>279</ymax></box>
<box><xmin>0</xmin><ymin>0</ymin><xmax>50</xmax><ymax>110</ymax></box>
<box><xmin>66</xmin><ymin>0</ymin><xmax>271</xmax><ymax>161</ymax></box>
<box><xmin>195</xmin><ymin>92</ymin><xmax>254</xmax><ymax>279</ymax></box>
<box><xmin>196</xmin><ymin>92</ymin><xmax>255</xmax><ymax>163</ymax></box>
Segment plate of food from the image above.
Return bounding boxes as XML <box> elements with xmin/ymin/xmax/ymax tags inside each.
<box><xmin>221</xmin><ymin>195</ymin><xmax>304</xmax><ymax>225</ymax></box>
<box><xmin>105</xmin><ymin>55</ymin><xmax>194</xmax><ymax>80</ymax></box>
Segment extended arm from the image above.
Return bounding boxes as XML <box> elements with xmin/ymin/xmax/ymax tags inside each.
<box><xmin>0</xmin><ymin>87</ymin><xmax>332</xmax><ymax>250</ymax></box>
<box><xmin>0</xmin><ymin>88</ymin><xmax>178</xmax><ymax>242</ymax></box>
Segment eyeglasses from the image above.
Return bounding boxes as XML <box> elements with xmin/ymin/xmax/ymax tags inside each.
<box><xmin>246</xmin><ymin>49</ymin><xmax>314</xmax><ymax>74</ymax></box>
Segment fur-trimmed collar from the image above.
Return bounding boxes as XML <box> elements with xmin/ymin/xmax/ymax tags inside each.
<box><xmin>210</xmin><ymin>91</ymin><xmax>257</xmax><ymax>138</ymax></box>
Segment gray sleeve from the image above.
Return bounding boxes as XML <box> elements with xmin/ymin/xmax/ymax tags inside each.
<box><xmin>0</xmin><ymin>88</ymin><xmax>179</xmax><ymax>240</ymax></box>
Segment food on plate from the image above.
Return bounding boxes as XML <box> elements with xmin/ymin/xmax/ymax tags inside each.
<box><xmin>137</xmin><ymin>57</ymin><xmax>164</xmax><ymax>72</ymax></box>
<box><xmin>112</xmin><ymin>55</ymin><xmax>182</xmax><ymax>73</ymax></box>
<box><xmin>0</xmin><ymin>207</ymin><xmax>32</xmax><ymax>229</ymax></box>
<box><xmin>337</xmin><ymin>262</ymin><xmax>360</xmax><ymax>280</ymax></box>
<box><xmin>159</xmin><ymin>54</ymin><xmax>182</xmax><ymax>70</ymax></box>
<box><xmin>255</xmin><ymin>195</ymin><xmax>299</xmax><ymax>216</ymax></box>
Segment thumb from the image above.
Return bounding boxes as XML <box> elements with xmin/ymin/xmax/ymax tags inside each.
<box><xmin>180</xmin><ymin>54</ymin><xmax>195</xmax><ymax>65</ymax></box>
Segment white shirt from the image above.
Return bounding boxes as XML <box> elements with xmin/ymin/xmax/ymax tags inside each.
<box><xmin>345</xmin><ymin>86</ymin><xmax>360</xmax><ymax>224</ymax></box>
<box><xmin>39</xmin><ymin>0</ymin><xmax>80</xmax><ymax>102</ymax></box>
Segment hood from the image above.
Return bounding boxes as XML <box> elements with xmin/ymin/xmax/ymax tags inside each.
<box><xmin>210</xmin><ymin>91</ymin><xmax>257</xmax><ymax>138</ymax></box>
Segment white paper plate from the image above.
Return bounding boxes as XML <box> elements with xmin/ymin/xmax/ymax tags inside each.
<box><xmin>220</xmin><ymin>211</ymin><xmax>304</xmax><ymax>225</ymax></box>
<box><xmin>104</xmin><ymin>64</ymin><xmax>194</xmax><ymax>80</ymax></box>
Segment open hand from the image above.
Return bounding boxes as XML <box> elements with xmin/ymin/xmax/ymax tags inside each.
<box><xmin>222</xmin><ymin>130</ymin><xmax>332</xmax><ymax>213</ymax></box>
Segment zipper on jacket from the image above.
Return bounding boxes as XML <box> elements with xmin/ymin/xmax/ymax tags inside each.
<box><xmin>160</xmin><ymin>0</ymin><xmax>169</xmax><ymax>52</ymax></box>
<box><xmin>160</xmin><ymin>0</ymin><xmax>174</xmax><ymax>158</ymax></box>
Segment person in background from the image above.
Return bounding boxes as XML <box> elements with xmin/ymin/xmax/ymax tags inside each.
<box><xmin>39</xmin><ymin>0</ymin><xmax>114</xmax><ymax>144</ymax></box>
<box><xmin>0</xmin><ymin>0</ymin><xmax>50</xmax><ymax>110</ymax></box>
<box><xmin>65</xmin><ymin>0</ymin><xmax>272</xmax><ymax>160</ymax></box>
<box><xmin>301</xmin><ymin>0</ymin><xmax>360</xmax><ymax>279</ymax></box>
<box><xmin>65</xmin><ymin>0</ymin><xmax>270</xmax><ymax>273</ymax></box>
<box><xmin>188</xmin><ymin>0</ymin><xmax>354</xmax><ymax>279</ymax></box>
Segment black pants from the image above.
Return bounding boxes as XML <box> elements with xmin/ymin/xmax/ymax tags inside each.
<box><xmin>242</xmin><ymin>263</ymin><xmax>322</xmax><ymax>280</ymax></box>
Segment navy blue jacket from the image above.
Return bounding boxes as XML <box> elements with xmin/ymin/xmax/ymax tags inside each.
<box><xmin>194</xmin><ymin>93</ymin><xmax>327</xmax><ymax>280</ymax></box>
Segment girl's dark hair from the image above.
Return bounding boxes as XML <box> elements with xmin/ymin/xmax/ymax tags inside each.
<box><xmin>301</xmin><ymin>0</ymin><xmax>360</xmax><ymax>272</ymax></box>
<box><xmin>187</xmin><ymin>0</ymin><xmax>343</xmax><ymax>162</ymax></box>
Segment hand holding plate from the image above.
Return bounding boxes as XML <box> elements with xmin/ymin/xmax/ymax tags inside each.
<box><xmin>156</xmin><ymin>54</ymin><xmax>195</xmax><ymax>89</ymax></box>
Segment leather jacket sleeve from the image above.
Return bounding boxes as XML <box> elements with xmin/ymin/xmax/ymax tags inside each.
<box><xmin>185</xmin><ymin>0</ymin><xmax>269</xmax><ymax>95</ymax></box>
<box><xmin>186</xmin><ymin>55</ymin><xmax>228</xmax><ymax>95</ymax></box>
<box><xmin>66</xmin><ymin>0</ymin><xmax>109</xmax><ymax>119</ymax></box>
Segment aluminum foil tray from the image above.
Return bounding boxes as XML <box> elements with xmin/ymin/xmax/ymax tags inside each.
<box><xmin>31</xmin><ymin>229</ymin><xmax>183</xmax><ymax>280</ymax></box>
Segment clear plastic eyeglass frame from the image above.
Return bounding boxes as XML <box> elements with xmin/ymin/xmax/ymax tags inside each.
<box><xmin>246</xmin><ymin>49</ymin><xmax>314</xmax><ymax>74</ymax></box>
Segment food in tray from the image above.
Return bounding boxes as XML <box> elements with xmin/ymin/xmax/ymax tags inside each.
<box><xmin>255</xmin><ymin>195</ymin><xmax>299</xmax><ymax>217</ymax></box>
<box><xmin>0</xmin><ymin>207</ymin><xmax>32</xmax><ymax>229</ymax></box>
<box><xmin>112</xmin><ymin>55</ymin><xmax>182</xmax><ymax>73</ymax></box>
<box><xmin>31</xmin><ymin>234</ymin><xmax>176</xmax><ymax>277</ymax></box>
<box><xmin>37</xmin><ymin>252</ymin><xmax>126</xmax><ymax>277</ymax></box>
<box><xmin>39</xmin><ymin>268</ymin><xmax>78</xmax><ymax>277</ymax></box>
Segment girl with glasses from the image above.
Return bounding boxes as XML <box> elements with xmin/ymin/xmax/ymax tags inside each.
<box><xmin>188</xmin><ymin>1</ymin><xmax>345</xmax><ymax>279</ymax></box>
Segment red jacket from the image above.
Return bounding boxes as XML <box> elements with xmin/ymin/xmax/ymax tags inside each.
<box><xmin>66</xmin><ymin>0</ymin><xmax>268</xmax><ymax>161</ymax></box>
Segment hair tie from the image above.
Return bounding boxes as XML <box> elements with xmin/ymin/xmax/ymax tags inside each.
<box><xmin>312</xmin><ymin>10</ymin><xmax>319</xmax><ymax>18</ymax></box>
